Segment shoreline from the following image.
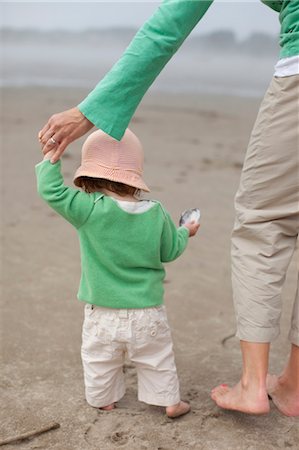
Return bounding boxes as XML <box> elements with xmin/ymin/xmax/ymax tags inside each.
<box><xmin>0</xmin><ymin>82</ymin><xmax>268</xmax><ymax>99</ymax></box>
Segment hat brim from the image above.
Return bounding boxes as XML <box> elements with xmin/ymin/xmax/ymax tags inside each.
<box><xmin>73</xmin><ymin>164</ymin><xmax>150</xmax><ymax>193</ymax></box>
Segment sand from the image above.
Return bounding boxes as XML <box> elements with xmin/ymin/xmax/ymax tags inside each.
<box><xmin>1</xmin><ymin>87</ymin><xmax>298</xmax><ymax>449</ymax></box>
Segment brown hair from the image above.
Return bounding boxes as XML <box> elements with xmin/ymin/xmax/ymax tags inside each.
<box><xmin>75</xmin><ymin>176</ymin><xmax>139</xmax><ymax>196</ymax></box>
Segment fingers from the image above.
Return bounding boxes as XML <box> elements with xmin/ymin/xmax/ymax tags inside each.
<box><xmin>187</xmin><ymin>222</ymin><xmax>200</xmax><ymax>237</ymax></box>
<box><xmin>43</xmin><ymin>149</ymin><xmax>56</xmax><ymax>161</ymax></box>
<box><xmin>38</xmin><ymin>107</ymin><xmax>94</xmax><ymax>161</ymax></box>
<box><xmin>41</xmin><ymin>136</ymin><xmax>67</xmax><ymax>163</ymax></box>
<box><xmin>40</xmin><ymin>128</ymin><xmax>58</xmax><ymax>147</ymax></box>
<box><xmin>38</xmin><ymin>113</ymin><xmax>60</xmax><ymax>145</ymax></box>
<box><xmin>50</xmin><ymin>140</ymin><xmax>68</xmax><ymax>163</ymax></box>
<box><xmin>38</xmin><ymin>122</ymin><xmax>50</xmax><ymax>142</ymax></box>
<box><xmin>41</xmin><ymin>134</ymin><xmax>60</xmax><ymax>155</ymax></box>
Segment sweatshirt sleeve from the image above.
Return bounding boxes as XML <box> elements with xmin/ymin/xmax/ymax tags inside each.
<box><xmin>78</xmin><ymin>0</ymin><xmax>214</xmax><ymax>140</ymax></box>
<box><xmin>160</xmin><ymin>209</ymin><xmax>189</xmax><ymax>262</ymax></box>
<box><xmin>35</xmin><ymin>160</ymin><xmax>95</xmax><ymax>229</ymax></box>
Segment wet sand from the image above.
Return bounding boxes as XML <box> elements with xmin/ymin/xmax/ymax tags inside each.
<box><xmin>1</xmin><ymin>87</ymin><xmax>298</xmax><ymax>449</ymax></box>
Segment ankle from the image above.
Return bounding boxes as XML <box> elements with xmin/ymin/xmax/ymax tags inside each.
<box><xmin>278</xmin><ymin>374</ymin><xmax>299</xmax><ymax>393</ymax></box>
<box><xmin>241</xmin><ymin>376</ymin><xmax>267</xmax><ymax>394</ymax></box>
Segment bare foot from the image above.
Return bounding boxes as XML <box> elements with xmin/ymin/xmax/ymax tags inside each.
<box><xmin>100</xmin><ymin>403</ymin><xmax>115</xmax><ymax>411</ymax></box>
<box><xmin>267</xmin><ymin>374</ymin><xmax>299</xmax><ymax>417</ymax></box>
<box><xmin>211</xmin><ymin>381</ymin><xmax>270</xmax><ymax>415</ymax></box>
<box><xmin>166</xmin><ymin>401</ymin><xmax>191</xmax><ymax>418</ymax></box>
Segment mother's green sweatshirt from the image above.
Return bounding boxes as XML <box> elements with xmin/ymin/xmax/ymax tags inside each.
<box><xmin>78</xmin><ymin>0</ymin><xmax>299</xmax><ymax>140</ymax></box>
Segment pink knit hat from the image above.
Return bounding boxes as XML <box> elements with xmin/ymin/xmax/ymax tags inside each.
<box><xmin>74</xmin><ymin>129</ymin><xmax>150</xmax><ymax>192</ymax></box>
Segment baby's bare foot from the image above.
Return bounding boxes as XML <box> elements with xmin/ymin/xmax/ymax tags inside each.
<box><xmin>211</xmin><ymin>381</ymin><xmax>270</xmax><ymax>415</ymax></box>
<box><xmin>267</xmin><ymin>374</ymin><xmax>299</xmax><ymax>417</ymax></box>
<box><xmin>100</xmin><ymin>403</ymin><xmax>115</xmax><ymax>411</ymax></box>
<box><xmin>166</xmin><ymin>401</ymin><xmax>191</xmax><ymax>418</ymax></box>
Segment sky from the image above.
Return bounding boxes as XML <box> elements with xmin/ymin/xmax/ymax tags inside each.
<box><xmin>1</xmin><ymin>1</ymin><xmax>279</xmax><ymax>40</ymax></box>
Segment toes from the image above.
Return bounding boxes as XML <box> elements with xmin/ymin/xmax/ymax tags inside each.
<box><xmin>211</xmin><ymin>385</ymin><xmax>230</xmax><ymax>402</ymax></box>
<box><xmin>211</xmin><ymin>384</ymin><xmax>229</xmax><ymax>395</ymax></box>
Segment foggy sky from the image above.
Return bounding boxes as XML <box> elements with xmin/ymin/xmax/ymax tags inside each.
<box><xmin>1</xmin><ymin>1</ymin><xmax>279</xmax><ymax>39</ymax></box>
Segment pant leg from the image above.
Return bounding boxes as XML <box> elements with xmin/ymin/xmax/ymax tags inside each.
<box><xmin>81</xmin><ymin>305</ymin><xmax>126</xmax><ymax>408</ymax></box>
<box><xmin>232</xmin><ymin>75</ymin><xmax>299</xmax><ymax>343</ymax></box>
<box><xmin>128</xmin><ymin>306</ymin><xmax>181</xmax><ymax>407</ymax></box>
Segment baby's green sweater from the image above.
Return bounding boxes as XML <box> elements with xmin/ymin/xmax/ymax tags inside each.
<box><xmin>35</xmin><ymin>160</ymin><xmax>189</xmax><ymax>308</ymax></box>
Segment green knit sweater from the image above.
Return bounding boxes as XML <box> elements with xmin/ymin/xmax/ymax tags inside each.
<box><xmin>78</xmin><ymin>0</ymin><xmax>299</xmax><ymax>141</ymax></box>
<box><xmin>35</xmin><ymin>160</ymin><xmax>189</xmax><ymax>308</ymax></box>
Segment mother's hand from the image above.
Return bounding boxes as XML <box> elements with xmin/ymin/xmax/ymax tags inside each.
<box><xmin>38</xmin><ymin>107</ymin><xmax>94</xmax><ymax>163</ymax></box>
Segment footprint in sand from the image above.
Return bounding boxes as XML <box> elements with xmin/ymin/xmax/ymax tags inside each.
<box><xmin>85</xmin><ymin>417</ymin><xmax>133</xmax><ymax>448</ymax></box>
<box><xmin>186</xmin><ymin>388</ymin><xmax>199</xmax><ymax>401</ymax></box>
<box><xmin>109</xmin><ymin>430</ymin><xmax>130</xmax><ymax>446</ymax></box>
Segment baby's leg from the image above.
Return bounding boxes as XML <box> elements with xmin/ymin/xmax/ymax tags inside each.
<box><xmin>81</xmin><ymin>305</ymin><xmax>126</xmax><ymax>409</ymax></box>
<box><xmin>129</xmin><ymin>306</ymin><xmax>190</xmax><ymax>418</ymax></box>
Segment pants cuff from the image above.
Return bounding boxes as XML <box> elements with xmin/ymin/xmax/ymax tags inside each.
<box><xmin>288</xmin><ymin>329</ymin><xmax>299</xmax><ymax>347</ymax></box>
<box><xmin>86</xmin><ymin>386</ymin><xmax>126</xmax><ymax>408</ymax></box>
<box><xmin>236</xmin><ymin>326</ymin><xmax>280</xmax><ymax>343</ymax></box>
<box><xmin>138</xmin><ymin>391</ymin><xmax>181</xmax><ymax>407</ymax></box>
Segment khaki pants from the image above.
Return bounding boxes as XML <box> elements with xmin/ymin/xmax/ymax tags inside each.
<box><xmin>81</xmin><ymin>304</ymin><xmax>180</xmax><ymax>408</ymax></box>
<box><xmin>232</xmin><ymin>75</ymin><xmax>299</xmax><ymax>345</ymax></box>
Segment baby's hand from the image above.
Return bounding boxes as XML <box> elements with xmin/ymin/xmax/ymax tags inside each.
<box><xmin>184</xmin><ymin>221</ymin><xmax>200</xmax><ymax>237</ymax></box>
<box><xmin>42</xmin><ymin>149</ymin><xmax>56</xmax><ymax>162</ymax></box>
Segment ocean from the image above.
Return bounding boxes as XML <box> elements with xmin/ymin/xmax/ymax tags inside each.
<box><xmin>1</xmin><ymin>29</ymin><xmax>279</xmax><ymax>98</ymax></box>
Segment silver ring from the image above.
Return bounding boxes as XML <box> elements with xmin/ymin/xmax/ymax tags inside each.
<box><xmin>50</xmin><ymin>137</ymin><xmax>57</xmax><ymax>145</ymax></box>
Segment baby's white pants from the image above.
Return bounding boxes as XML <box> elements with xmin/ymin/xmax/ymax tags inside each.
<box><xmin>81</xmin><ymin>304</ymin><xmax>181</xmax><ymax>408</ymax></box>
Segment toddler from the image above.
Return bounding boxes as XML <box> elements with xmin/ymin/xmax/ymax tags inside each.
<box><xmin>35</xmin><ymin>129</ymin><xmax>199</xmax><ymax>418</ymax></box>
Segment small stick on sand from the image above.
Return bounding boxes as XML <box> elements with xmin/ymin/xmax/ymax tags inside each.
<box><xmin>0</xmin><ymin>422</ymin><xmax>60</xmax><ymax>446</ymax></box>
<box><xmin>221</xmin><ymin>332</ymin><xmax>236</xmax><ymax>346</ymax></box>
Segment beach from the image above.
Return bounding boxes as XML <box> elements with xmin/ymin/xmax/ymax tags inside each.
<box><xmin>1</xmin><ymin>86</ymin><xmax>298</xmax><ymax>450</ymax></box>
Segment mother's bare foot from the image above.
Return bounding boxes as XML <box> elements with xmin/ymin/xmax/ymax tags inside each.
<box><xmin>267</xmin><ymin>374</ymin><xmax>299</xmax><ymax>417</ymax></box>
<box><xmin>166</xmin><ymin>401</ymin><xmax>191</xmax><ymax>418</ymax></box>
<box><xmin>211</xmin><ymin>381</ymin><xmax>270</xmax><ymax>415</ymax></box>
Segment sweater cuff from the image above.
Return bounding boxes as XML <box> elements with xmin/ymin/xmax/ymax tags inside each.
<box><xmin>179</xmin><ymin>225</ymin><xmax>190</xmax><ymax>237</ymax></box>
<box><xmin>35</xmin><ymin>159</ymin><xmax>51</xmax><ymax>169</ymax></box>
<box><xmin>35</xmin><ymin>159</ymin><xmax>60</xmax><ymax>169</ymax></box>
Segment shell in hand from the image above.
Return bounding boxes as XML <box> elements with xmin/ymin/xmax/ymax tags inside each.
<box><xmin>179</xmin><ymin>208</ymin><xmax>201</xmax><ymax>226</ymax></box>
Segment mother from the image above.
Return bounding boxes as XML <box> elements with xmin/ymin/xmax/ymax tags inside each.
<box><xmin>39</xmin><ymin>0</ymin><xmax>299</xmax><ymax>416</ymax></box>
